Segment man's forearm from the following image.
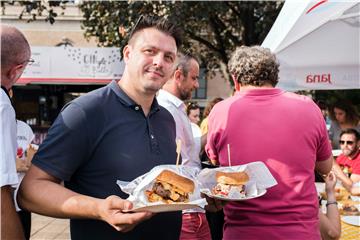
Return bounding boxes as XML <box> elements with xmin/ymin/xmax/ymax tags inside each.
<box><xmin>18</xmin><ymin>166</ymin><xmax>153</xmax><ymax>233</ymax></box>
<box><xmin>1</xmin><ymin>186</ymin><xmax>25</xmax><ymax>240</ymax></box>
<box><xmin>315</xmin><ymin>156</ymin><xmax>333</xmax><ymax>176</ymax></box>
<box><xmin>18</xmin><ymin>177</ymin><xmax>101</xmax><ymax>219</ymax></box>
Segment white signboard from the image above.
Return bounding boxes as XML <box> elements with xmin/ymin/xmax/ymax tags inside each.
<box><xmin>18</xmin><ymin>46</ymin><xmax>124</xmax><ymax>85</ymax></box>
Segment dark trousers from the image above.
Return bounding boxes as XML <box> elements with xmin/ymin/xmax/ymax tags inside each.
<box><xmin>18</xmin><ymin>210</ymin><xmax>31</xmax><ymax>240</ymax></box>
<box><xmin>205</xmin><ymin>210</ymin><xmax>224</xmax><ymax>240</ymax></box>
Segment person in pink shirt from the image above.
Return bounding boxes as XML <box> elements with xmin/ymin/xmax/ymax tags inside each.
<box><xmin>205</xmin><ymin>46</ymin><xmax>333</xmax><ymax>240</ymax></box>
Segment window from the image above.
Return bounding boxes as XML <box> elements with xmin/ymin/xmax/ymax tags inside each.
<box><xmin>192</xmin><ymin>68</ymin><xmax>207</xmax><ymax>99</ymax></box>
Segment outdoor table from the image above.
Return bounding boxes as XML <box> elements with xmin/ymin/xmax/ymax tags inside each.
<box><xmin>339</xmin><ymin>199</ymin><xmax>360</xmax><ymax>240</ymax></box>
<box><xmin>340</xmin><ymin>221</ymin><xmax>359</xmax><ymax>240</ymax></box>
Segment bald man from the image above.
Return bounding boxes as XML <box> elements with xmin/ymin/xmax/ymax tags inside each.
<box><xmin>1</xmin><ymin>25</ymin><xmax>31</xmax><ymax>240</ymax></box>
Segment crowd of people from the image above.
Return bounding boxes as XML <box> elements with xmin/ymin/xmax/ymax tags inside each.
<box><xmin>1</xmin><ymin>14</ymin><xmax>359</xmax><ymax>240</ymax></box>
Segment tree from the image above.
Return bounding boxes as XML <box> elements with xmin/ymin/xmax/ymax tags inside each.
<box><xmin>78</xmin><ymin>1</ymin><xmax>283</xmax><ymax>83</ymax></box>
<box><xmin>1</xmin><ymin>0</ymin><xmax>69</xmax><ymax>24</ymax></box>
<box><xmin>2</xmin><ymin>1</ymin><xmax>283</xmax><ymax>84</ymax></box>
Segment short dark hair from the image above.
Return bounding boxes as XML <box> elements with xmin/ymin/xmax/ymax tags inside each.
<box><xmin>186</xmin><ymin>101</ymin><xmax>200</xmax><ymax>116</ymax></box>
<box><xmin>228</xmin><ymin>46</ymin><xmax>279</xmax><ymax>87</ymax></box>
<box><xmin>316</xmin><ymin>100</ymin><xmax>327</xmax><ymax>110</ymax></box>
<box><xmin>203</xmin><ymin>97</ymin><xmax>223</xmax><ymax>119</ymax></box>
<box><xmin>128</xmin><ymin>15</ymin><xmax>182</xmax><ymax>49</ymax></box>
<box><xmin>329</xmin><ymin>100</ymin><xmax>360</xmax><ymax>126</ymax></box>
<box><xmin>340</xmin><ymin>128</ymin><xmax>360</xmax><ymax>142</ymax></box>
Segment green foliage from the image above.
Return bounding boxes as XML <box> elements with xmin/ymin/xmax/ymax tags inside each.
<box><xmin>1</xmin><ymin>1</ymin><xmax>69</xmax><ymax>24</ymax></box>
<box><xmin>78</xmin><ymin>1</ymin><xmax>283</xmax><ymax>83</ymax></box>
<box><xmin>2</xmin><ymin>1</ymin><xmax>283</xmax><ymax>83</ymax></box>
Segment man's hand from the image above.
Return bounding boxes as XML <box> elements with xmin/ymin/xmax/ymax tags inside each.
<box><xmin>324</xmin><ymin>171</ymin><xmax>337</xmax><ymax>193</ymax></box>
<box><xmin>16</xmin><ymin>157</ymin><xmax>29</xmax><ymax>172</ymax></box>
<box><xmin>201</xmin><ymin>193</ymin><xmax>226</xmax><ymax>212</ymax></box>
<box><xmin>97</xmin><ymin>195</ymin><xmax>154</xmax><ymax>232</ymax></box>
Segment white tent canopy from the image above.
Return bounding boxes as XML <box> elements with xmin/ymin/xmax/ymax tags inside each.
<box><xmin>262</xmin><ymin>0</ymin><xmax>360</xmax><ymax>91</ymax></box>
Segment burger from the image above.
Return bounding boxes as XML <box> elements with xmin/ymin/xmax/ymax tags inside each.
<box><xmin>145</xmin><ymin>170</ymin><xmax>195</xmax><ymax>203</ymax></box>
<box><xmin>212</xmin><ymin>171</ymin><xmax>249</xmax><ymax>197</ymax></box>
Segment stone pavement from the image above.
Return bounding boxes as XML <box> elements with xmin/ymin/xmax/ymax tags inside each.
<box><xmin>30</xmin><ymin>214</ymin><xmax>70</xmax><ymax>240</ymax></box>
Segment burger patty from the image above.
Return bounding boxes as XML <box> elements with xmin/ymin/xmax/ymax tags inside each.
<box><xmin>153</xmin><ymin>182</ymin><xmax>187</xmax><ymax>202</ymax></box>
<box><xmin>153</xmin><ymin>182</ymin><xmax>171</xmax><ymax>198</ymax></box>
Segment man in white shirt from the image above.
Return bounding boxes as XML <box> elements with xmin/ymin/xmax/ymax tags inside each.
<box><xmin>157</xmin><ymin>53</ymin><xmax>211</xmax><ymax>240</ymax></box>
<box><xmin>1</xmin><ymin>24</ymin><xmax>31</xmax><ymax>239</ymax></box>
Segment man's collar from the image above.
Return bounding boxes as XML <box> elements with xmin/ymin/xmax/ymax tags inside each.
<box><xmin>1</xmin><ymin>86</ymin><xmax>11</xmax><ymax>100</ymax></box>
<box><xmin>349</xmin><ymin>148</ymin><xmax>360</xmax><ymax>160</ymax></box>
<box><xmin>109</xmin><ymin>80</ymin><xmax>160</xmax><ymax>112</ymax></box>
<box><xmin>158</xmin><ymin>89</ymin><xmax>184</xmax><ymax>108</ymax></box>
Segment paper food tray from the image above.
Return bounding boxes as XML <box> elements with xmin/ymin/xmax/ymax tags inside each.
<box><xmin>197</xmin><ymin>161</ymin><xmax>277</xmax><ymax>201</ymax></box>
<box><xmin>117</xmin><ymin>165</ymin><xmax>207</xmax><ymax>212</ymax></box>
<box><xmin>123</xmin><ymin>201</ymin><xmax>204</xmax><ymax>213</ymax></box>
<box><xmin>341</xmin><ymin>216</ymin><xmax>360</xmax><ymax>226</ymax></box>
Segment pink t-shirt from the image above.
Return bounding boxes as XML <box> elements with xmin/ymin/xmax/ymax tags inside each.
<box><xmin>206</xmin><ymin>88</ymin><xmax>332</xmax><ymax>240</ymax></box>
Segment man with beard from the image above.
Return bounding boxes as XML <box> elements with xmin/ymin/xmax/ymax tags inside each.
<box><xmin>19</xmin><ymin>15</ymin><xmax>184</xmax><ymax>240</ymax></box>
<box><xmin>157</xmin><ymin>53</ymin><xmax>212</xmax><ymax>240</ymax></box>
<box><xmin>333</xmin><ymin>128</ymin><xmax>360</xmax><ymax>188</ymax></box>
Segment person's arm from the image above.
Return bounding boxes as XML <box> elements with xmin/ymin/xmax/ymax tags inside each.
<box><xmin>16</xmin><ymin>157</ymin><xmax>30</xmax><ymax>172</ymax></box>
<box><xmin>315</xmin><ymin>156</ymin><xmax>333</xmax><ymax>177</ymax></box>
<box><xmin>1</xmin><ymin>186</ymin><xmax>25</xmax><ymax>240</ymax></box>
<box><xmin>350</xmin><ymin>173</ymin><xmax>360</xmax><ymax>183</ymax></box>
<box><xmin>319</xmin><ymin>172</ymin><xmax>341</xmax><ymax>240</ymax></box>
<box><xmin>18</xmin><ymin>165</ymin><xmax>153</xmax><ymax>232</ymax></box>
<box><xmin>200</xmin><ymin>133</ymin><xmax>207</xmax><ymax>151</ymax></box>
<box><xmin>350</xmin><ymin>186</ymin><xmax>360</xmax><ymax>196</ymax></box>
<box><xmin>332</xmin><ymin>161</ymin><xmax>353</xmax><ymax>191</ymax></box>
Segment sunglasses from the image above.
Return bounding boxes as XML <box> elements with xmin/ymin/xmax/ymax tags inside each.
<box><xmin>19</xmin><ymin>58</ymin><xmax>35</xmax><ymax>66</ymax></box>
<box><xmin>187</xmin><ymin>102</ymin><xmax>199</xmax><ymax>108</ymax></box>
<box><xmin>339</xmin><ymin>140</ymin><xmax>354</xmax><ymax>145</ymax></box>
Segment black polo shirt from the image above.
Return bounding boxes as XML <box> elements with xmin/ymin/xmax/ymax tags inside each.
<box><xmin>32</xmin><ymin>81</ymin><xmax>181</xmax><ymax>240</ymax></box>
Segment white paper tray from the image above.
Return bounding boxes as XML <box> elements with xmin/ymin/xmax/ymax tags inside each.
<box><xmin>342</xmin><ymin>216</ymin><xmax>360</xmax><ymax>226</ymax></box>
<box><xmin>123</xmin><ymin>203</ymin><xmax>203</xmax><ymax>213</ymax></box>
<box><xmin>201</xmin><ymin>188</ymin><xmax>267</xmax><ymax>201</ymax></box>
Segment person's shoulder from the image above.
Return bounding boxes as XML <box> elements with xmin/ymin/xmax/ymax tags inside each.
<box><xmin>16</xmin><ymin>120</ymin><xmax>32</xmax><ymax>131</ymax></box>
<box><xmin>0</xmin><ymin>89</ymin><xmax>12</xmax><ymax>105</ymax></box>
<box><xmin>74</xmin><ymin>84</ymin><xmax>110</xmax><ymax>104</ymax></box>
<box><xmin>67</xmin><ymin>84</ymin><xmax>116</xmax><ymax>114</ymax></box>
<box><xmin>158</xmin><ymin>105</ymin><xmax>175</xmax><ymax>120</ymax></box>
<box><xmin>283</xmin><ymin>92</ymin><xmax>314</xmax><ymax>103</ymax></box>
<box><xmin>283</xmin><ymin>92</ymin><xmax>321</xmax><ymax>110</ymax></box>
<box><xmin>212</xmin><ymin>96</ymin><xmax>233</xmax><ymax>111</ymax></box>
<box><xmin>353</xmin><ymin>151</ymin><xmax>360</xmax><ymax>161</ymax></box>
<box><xmin>336</xmin><ymin>154</ymin><xmax>346</xmax><ymax>162</ymax></box>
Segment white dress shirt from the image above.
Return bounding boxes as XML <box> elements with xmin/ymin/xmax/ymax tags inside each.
<box><xmin>14</xmin><ymin>120</ymin><xmax>34</xmax><ymax>211</ymax></box>
<box><xmin>157</xmin><ymin>90</ymin><xmax>203</xmax><ymax>213</ymax></box>
<box><xmin>191</xmin><ymin>122</ymin><xmax>202</xmax><ymax>158</ymax></box>
<box><xmin>0</xmin><ymin>88</ymin><xmax>18</xmax><ymax>187</ymax></box>
<box><xmin>157</xmin><ymin>89</ymin><xmax>201</xmax><ymax>170</ymax></box>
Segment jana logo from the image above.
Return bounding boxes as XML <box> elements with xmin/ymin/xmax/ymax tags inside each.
<box><xmin>306</xmin><ymin>73</ymin><xmax>332</xmax><ymax>84</ymax></box>
<box><xmin>306</xmin><ymin>0</ymin><xmax>334</xmax><ymax>15</ymax></box>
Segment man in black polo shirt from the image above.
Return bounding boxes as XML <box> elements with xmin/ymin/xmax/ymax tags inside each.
<box><xmin>18</xmin><ymin>16</ymin><xmax>183</xmax><ymax>240</ymax></box>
